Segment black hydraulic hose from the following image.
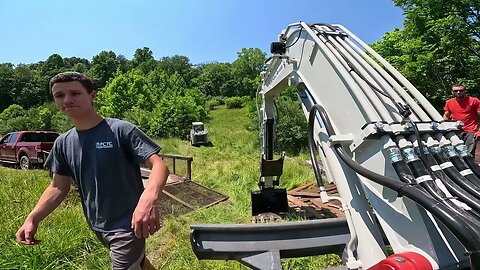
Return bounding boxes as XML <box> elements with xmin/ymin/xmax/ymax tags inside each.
<box><xmin>404</xmin><ymin>158</ymin><xmax>478</xmax><ymax>220</ymax></box>
<box><xmin>450</xmin><ymin>155</ymin><xmax>480</xmax><ymax>188</ymax></box>
<box><xmin>432</xmin><ymin>151</ymin><xmax>480</xmax><ymax>200</ymax></box>
<box><xmin>391</xmin><ymin>160</ymin><xmax>416</xmax><ymax>185</ymax></box>
<box><xmin>424</xmin><ymin>154</ymin><xmax>480</xmax><ymax>217</ymax></box>
<box><xmin>307</xmin><ymin>103</ymin><xmax>325</xmax><ymax>188</ymax></box>
<box><xmin>406</xmin><ymin>159</ymin><xmax>447</xmax><ymax>198</ymax></box>
<box><xmin>464</xmin><ymin>155</ymin><xmax>480</xmax><ymax>179</ymax></box>
<box><xmin>389</xmin><ymin>151</ymin><xmax>479</xmax><ymax>217</ymax></box>
<box><xmin>336</xmin><ymin>146</ymin><xmax>480</xmax><ymax>259</ymax></box>
<box><xmin>308</xmin><ymin>104</ymin><xmax>480</xmax><ymax>269</ymax></box>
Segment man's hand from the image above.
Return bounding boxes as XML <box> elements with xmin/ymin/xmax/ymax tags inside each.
<box><xmin>131</xmin><ymin>191</ymin><xmax>161</xmax><ymax>238</ymax></box>
<box><xmin>16</xmin><ymin>220</ymin><xmax>39</xmax><ymax>245</ymax></box>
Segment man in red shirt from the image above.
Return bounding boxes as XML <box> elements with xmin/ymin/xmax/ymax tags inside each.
<box><xmin>443</xmin><ymin>84</ymin><xmax>480</xmax><ymax>157</ymax></box>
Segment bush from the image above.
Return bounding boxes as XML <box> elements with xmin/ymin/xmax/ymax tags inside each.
<box><xmin>51</xmin><ymin>111</ymin><xmax>73</xmax><ymax>133</ymax></box>
<box><xmin>149</xmin><ymin>92</ymin><xmax>207</xmax><ymax>138</ymax></box>
<box><xmin>206</xmin><ymin>99</ymin><xmax>221</xmax><ymax>110</ymax></box>
<box><xmin>0</xmin><ymin>103</ymin><xmax>73</xmax><ymax>135</ymax></box>
<box><xmin>248</xmin><ymin>87</ymin><xmax>307</xmax><ymax>155</ymax></box>
<box><xmin>275</xmin><ymin>90</ymin><xmax>307</xmax><ymax>155</ymax></box>
<box><xmin>225</xmin><ymin>97</ymin><xmax>243</xmax><ymax>109</ymax></box>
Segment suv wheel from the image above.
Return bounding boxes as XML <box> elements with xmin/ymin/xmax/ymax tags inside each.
<box><xmin>19</xmin><ymin>155</ymin><xmax>30</xmax><ymax>170</ymax></box>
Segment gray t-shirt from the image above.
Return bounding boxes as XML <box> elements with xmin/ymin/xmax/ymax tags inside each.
<box><xmin>45</xmin><ymin>118</ymin><xmax>161</xmax><ymax>233</ymax></box>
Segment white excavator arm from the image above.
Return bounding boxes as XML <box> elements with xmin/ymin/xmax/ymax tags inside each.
<box><xmin>191</xmin><ymin>22</ymin><xmax>480</xmax><ymax>270</ymax></box>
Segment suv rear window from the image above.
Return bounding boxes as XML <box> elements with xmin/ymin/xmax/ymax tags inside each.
<box><xmin>20</xmin><ymin>132</ymin><xmax>59</xmax><ymax>142</ymax></box>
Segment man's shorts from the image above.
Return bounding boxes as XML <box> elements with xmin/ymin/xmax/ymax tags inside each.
<box><xmin>95</xmin><ymin>231</ymin><xmax>146</xmax><ymax>270</ymax></box>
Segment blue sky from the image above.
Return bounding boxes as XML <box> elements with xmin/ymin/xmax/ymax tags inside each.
<box><xmin>0</xmin><ymin>0</ymin><xmax>404</xmax><ymax>65</ymax></box>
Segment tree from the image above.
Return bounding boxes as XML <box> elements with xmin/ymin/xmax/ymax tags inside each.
<box><xmin>372</xmin><ymin>0</ymin><xmax>480</xmax><ymax>106</ymax></box>
<box><xmin>12</xmin><ymin>65</ymin><xmax>49</xmax><ymax>108</ymax></box>
<box><xmin>157</xmin><ymin>55</ymin><xmax>195</xmax><ymax>86</ymax></box>
<box><xmin>131</xmin><ymin>47</ymin><xmax>156</xmax><ymax>73</ymax></box>
<box><xmin>0</xmin><ymin>63</ymin><xmax>15</xmax><ymax>112</ymax></box>
<box><xmin>96</xmin><ymin>69</ymin><xmax>152</xmax><ymax>118</ymax></box>
<box><xmin>88</xmin><ymin>51</ymin><xmax>118</xmax><ymax>89</ymax></box>
<box><xmin>41</xmin><ymin>54</ymin><xmax>67</xmax><ymax>78</ymax></box>
<box><xmin>231</xmin><ymin>48</ymin><xmax>266</xmax><ymax>97</ymax></box>
<box><xmin>192</xmin><ymin>62</ymin><xmax>233</xmax><ymax>97</ymax></box>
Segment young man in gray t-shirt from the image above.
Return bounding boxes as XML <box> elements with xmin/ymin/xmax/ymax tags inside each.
<box><xmin>16</xmin><ymin>72</ymin><xmax>169</xmax><ymax>270</ymax></box>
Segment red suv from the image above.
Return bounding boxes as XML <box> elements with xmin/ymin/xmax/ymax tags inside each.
<box><xmin>0</xmin><ymin>131</ymin><xmax>59</xmax><ymax>170</ymax></box>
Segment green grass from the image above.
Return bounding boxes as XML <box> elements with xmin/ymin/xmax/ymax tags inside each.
<box><xmin>0</xmin><ymin>106</ymin><xmax>340</xmax><ymax>269</ymax></box>
<box><xmin>0</xmin><ymin>168</ymin><xmax>110</xmax><ymax>269</ymax></box>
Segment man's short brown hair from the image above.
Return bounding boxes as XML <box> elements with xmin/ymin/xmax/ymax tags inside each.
<box><xmin>49</xmin><ymin>72</ymin><xmax>94</xmax><ymax>93</ymax></box>
<box><xmin>452</xmin><ymin>84</ymin><xmax>467</xmax><ymax>90</ymax></box>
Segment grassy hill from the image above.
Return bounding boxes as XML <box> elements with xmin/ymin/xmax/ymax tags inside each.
<box><xmin>0</xmin><ymin>106</ymin><xmax>340</xmax><ymax>269</ymax></box>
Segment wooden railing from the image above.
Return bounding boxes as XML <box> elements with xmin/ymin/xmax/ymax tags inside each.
<box><xmin>158</xmin><ymin>154</ymin><xmax>193</xmax><ymax>180</ymax></box>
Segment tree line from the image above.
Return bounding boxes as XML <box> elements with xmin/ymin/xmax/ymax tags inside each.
<box><xmin>0</xmin><ymin>47</ymin><xmax>266</xmax><ymax>138</ymax></box>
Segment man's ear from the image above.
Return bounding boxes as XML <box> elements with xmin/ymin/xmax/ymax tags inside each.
<box><xmin>91</xmin><ymin>90</ymin><xmax>97</xmax><ymax>101</ymax></box>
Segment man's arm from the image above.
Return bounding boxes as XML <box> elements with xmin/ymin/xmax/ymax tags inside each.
<box><xmin>16</xmin><ymin>174</ymin><xmax>73</xmax><ymax>245</ymax></box>
<box><xmin>131</xmin><ymin>154</ymin><xmax>169</xmax><ymax>238</ymax></box>
<box><xmin>443</xmin><ymin>110</ymin><xmax>452</xmax><ymax>121</ymax></box>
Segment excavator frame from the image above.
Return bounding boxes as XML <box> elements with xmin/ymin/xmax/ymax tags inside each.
<box><xmin>190</xmin><ymin>22</ymin><xmax>480</xmax><ymax>270</ymax></box>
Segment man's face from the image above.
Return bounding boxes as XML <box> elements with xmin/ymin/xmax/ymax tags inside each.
<box><xmin>452</xmin><ymin>86</ymin><xmax>467</xmax><ymax>99</ymax></box>
<box><xmin>51</xmin><ymin>81</ymin><xmax>96</xmax><ymax>119</ymax></box>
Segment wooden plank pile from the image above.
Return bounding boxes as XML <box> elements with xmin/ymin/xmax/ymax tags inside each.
<box><xmin>287</xmin><ymin>181</ymin><xmax>344</xmax><ymax>219</ymax></box>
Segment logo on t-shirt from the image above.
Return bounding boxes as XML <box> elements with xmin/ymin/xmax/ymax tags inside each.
<box><xmin>96</xmin><ymin>141</ymin><xmax>113</xmax><ymax>149</ymax></box>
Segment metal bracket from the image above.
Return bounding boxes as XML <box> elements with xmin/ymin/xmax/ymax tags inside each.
<box><xmin>190</xmin><ymin>218</ymin><xmax>350</xmax><ymax>270</ymax></box>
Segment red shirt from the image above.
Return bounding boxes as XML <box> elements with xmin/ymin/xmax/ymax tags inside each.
<box><xmin>444</xmin><ymin>96</ymin><xmax>480</xmax><ymax>132</ymax></box>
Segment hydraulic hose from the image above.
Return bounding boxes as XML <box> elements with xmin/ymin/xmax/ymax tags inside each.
<box><xmin>464</xmin><ymin>155</ymin><xmax>480</xmax><ymax>179</ymax></box>
<box><xmin>388</xmin><ymin>148</ymin><xmax>480</xmax><ymax>221</ymax></box>
<box><xmin>389</xmin><ymin>157</ymin><xmax>415</xmax><ymax>185</ymax></box>
<box><xmin>307</xmin><ymin>107</ymin><xmax>325</xmax><ymax>188</ymax></box>
<box><xmin>449</xmin><ymin>154</ymin><xmax>480</xmax><ymax>188</ymax></box>
<box><xmin>405</xmin><ymin>158</ymin><xmax>447</xmax><ymax>198</ymax></box>
<box><xmin>431</xmin><ymin>149</ymin><xmax>480</xmax><ymax>200</ymax></box>
<box><xmin>423</xmin><ymin>153</ymin><xmax>480</xmax><ymax>217</ymax></box>
<box><xmin>400</xmin><ymin>150</ymin><xmax>480</xmax><ymax>223</ymax></box>
<box><xmin>308</xmin><ymin>104</ymin><xmax>480</xmax><ymax>269</ymax></box>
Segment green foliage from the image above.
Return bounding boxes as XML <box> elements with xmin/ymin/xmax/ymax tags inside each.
<box><xmin>225</xmin><ymin>96</ymin><xmax>244</xmax><ymax>109</ymax></box>
<box><xmin>0</xmin><ymin>103</ymin><xmax>72</xmax><ymax>135</ymax></box>
<box><xmin>97</xmin><ymin>69</ymin><xmax>153</xmax><ymax>118</ymax></box>
<box><xmin>0</xmin><ymin>46</ymin><xmax>273</xmax><ymax>141</ymax></box>
<box><xmin>0</xmin><ymin>104</ymin><xmax>27</xmax><ymax>134</ymax></box>
<box><xmin>206</xmin><ymin>96</ymin><xmax>226</xmax><ymax>110</ymax></box>
<box><xmin>372</xmin><ymin>0</ymin><xmax>480</xmax><ymax>104</ymax></box>
<box><xmin>0</xmin><ymin>104</ymin><xmax>25</xmax><ymax>121</ymax></box>
<box><xmin>124</xmin><ymin>107</ymin><xmax>155</xmax><ymax>136</ymax></box>
<box><xmin>51</xmin><ymin>111</ymin><xmax>74</xmax><ymax>133</ymax></box>
<box><xmin>131</xmin><ymin>47</ymin><xmax>156</xmax><ymax>74</ymax></box>
<box><xmin>157</xmin><ymin>55</ymin><xmax>196</xmax><ymax>86</ymax></box>
<box><xmin>274</xmin><ymin>88</ymin><xmax>308</xmax><ymax>155</ymax></box>
<box><xmin>192</xmin><ymin>62</ymin><xmax>233</xmax><ymax>97</ymax></box>
<box><xmin>247</xmin><ymin>87</ymin><xmax>308</xmax><ymax>155</ymax></box>
<box><xmin>206</xmin><ymin>99</ymin><xmax>221</xmax><ymax>110</ymax></box>
<box><xmin>231</xmin><ymin>48</ymin><xmax>266</xmax><ymax>97</ymax></box>
<box><xmin>87</xmin><ymin>51</ymin><xmax>118</xmax><ymax>89</ymax></box>
<box><xmin>150</xmin><ymin>91</ymin><xmax>207</xmax><ymax>138</ymax></box>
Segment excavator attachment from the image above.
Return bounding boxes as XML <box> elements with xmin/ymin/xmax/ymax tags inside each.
<box><xmin>251</xmin><ymin>154</ymin><xmax>288</xmax><ymax>216</ymax></box>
